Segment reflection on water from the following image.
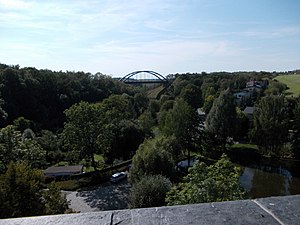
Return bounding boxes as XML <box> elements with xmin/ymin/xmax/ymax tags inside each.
<box><xmin>239</xmin><ymin>165</ymin><xmax>300</xmax><ymax>198</ymax></box>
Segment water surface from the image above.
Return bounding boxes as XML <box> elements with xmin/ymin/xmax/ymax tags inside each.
<box><xmin>238</xmin><ymin>160</ymin><xmax>300</xmax><ymax>198</ymax></box>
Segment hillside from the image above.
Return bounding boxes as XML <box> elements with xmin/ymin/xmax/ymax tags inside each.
<box><xmin>147</xmin><ymin>85</ymin><xmax>165</xmax><ymax>99</ymax></box>
<box><xmin>275</xmin><ymin>74</ymin><xmax>300</xmax><ymax>97</ymax></box>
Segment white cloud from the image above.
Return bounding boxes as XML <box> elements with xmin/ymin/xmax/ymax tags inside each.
<box><xmin>0</xmin><ymin>0</ymin><xmax>299</xmax><ymax>75</ymax></box>
<box><xmin>242</xmin><ymin>26</ymin><xmax>300</xmax><ymax>38</ymax></box>
<box><xmin>0</xmin><ymin>0</ymin><xmax>32</xmax><ymax>9</ymax></box>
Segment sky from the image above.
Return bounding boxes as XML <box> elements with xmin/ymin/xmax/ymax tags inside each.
<box><xmin>0</xmin><ymin>0</ymin><xmax>299</xmax><ymax>77</ymax></box>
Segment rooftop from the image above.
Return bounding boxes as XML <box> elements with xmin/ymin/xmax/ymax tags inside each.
<box><xmin>44</xmin><ymin>165</ymin><xmax>84</xmax><ymax>174</ymax></box>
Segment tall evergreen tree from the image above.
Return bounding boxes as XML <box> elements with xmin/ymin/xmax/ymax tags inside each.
<box><xmin>161</xmin><ymin>98</ymin><xmax>203</xmax><ymax>160</ymax></box>
<box><xmin>250</xmin><ymin>95</ymin><xmax>289</xmax><ymax>156</ymax></box>
<box><xmin>205</xmin><ymin>89</ymin><xmax>237</xmax><ymax>141</ymax></box>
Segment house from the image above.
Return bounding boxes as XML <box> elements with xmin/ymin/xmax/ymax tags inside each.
<box><xmin>44</xmin><ymin>165</ymin><xmax>84</xmax><ymax>178</ymax></box>
<box><xmin>234</xmin><ymin>90</ymin><xmax>251</xmax><ymax>104</ymax></box>
<box><xmin>245</xmin><ymin>80</ymin><xmax>268</xmax><ymax>93</ymax></box>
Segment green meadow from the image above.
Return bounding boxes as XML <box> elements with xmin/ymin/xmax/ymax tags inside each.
<box><xmin>275</xmin><ymin>74</ymin><xmax>300</xmax><ymax>97</ymax></box>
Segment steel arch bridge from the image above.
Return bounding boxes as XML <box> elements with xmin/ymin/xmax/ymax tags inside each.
<box><xmin>120</xmin><ymin>70</ymin><xmax>169</xmax><ymax>85</ymax></box>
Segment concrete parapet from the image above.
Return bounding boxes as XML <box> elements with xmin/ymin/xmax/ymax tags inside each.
<box><xmin>1</xmin><ymin>195</ymin><xmax>299</xmax><ymax>225</ymax></box>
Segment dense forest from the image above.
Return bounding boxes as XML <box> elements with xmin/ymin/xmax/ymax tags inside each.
<box><xmin>0</xmin><ymin>63</ymin><xmax>300</xmax><ymax>218</ymax></box>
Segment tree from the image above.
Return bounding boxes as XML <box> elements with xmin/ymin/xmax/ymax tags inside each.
<box><xmin>129</xmin><ymin>175</ymin><xmax>172</xmax><ymax>209</ymax></box>
<box><xmin>293</xmin><ymin>101</ymin><xmax>300</xmax><ymax>159</ymax></box>
<box><xmin>250</xmin><ymin>95</ymin><xmax>289</xmax><ymax>156</ymax></box>
<box><xmin>0</xmin><ymin>125</ymin><xmax>46</xmax><ymax>170</ymax></box>
<box><xmin>130</xmin><ymin>136</ymin><xmax>175</xmax><ymax>184</ymax></box>
<box><xmin>0</xmin><ymin>162</ymin><xmax>45</xmax><ymax>218</ymax></box>
<box><xmin>99</xmin><ymin>94</ymin><xmax>138</xmax><ymax>163</ymax></box>
<box><xmin>205</xmin><ymin>89</ymin><xmax>237</xmax><ymax>141</ymax></box>
<box><xmin>138</xmin><ymin>110</ymin><xmax>155</xmax><ymax>137</ymax></box>
<box><xmin>13</xmin><ymin>117</ymin><xmax>31</xmax><ymax>133</ymax></box>
<box><xmin>43</xmin><ymin>182</ymin><xmax>69</xmax><ymax>215</ymax></box>
<box><xmin>202</xmin><ymin>94</ymin><xmax>215</xmax><ymax>114</ymax></box>
<box><xmin>133</xmin><ymin>92</ymin><xmax>149</xmax><ymax>117</ymax></box>
<box><xmin>62</xmin><ymin>101</ymin><xmax>104</xmax><ymax>170</ymax></box>
<box><xmin>161</xmin><ymin>98</ymin><xmax>203</xmax><ymax>160</ymax></box>
<box><xmin>179</xmin><ymin>83</ymin><xmax>202</xmax><ymax>109</ymax></box>
<box><xmin>166</xmin><ymin>154</ymin><xmax>245</xmax><ymax>205</ymax></box>
<box><xmin>0</xmin><ymin>162</ymin><xmax>69</xmax><ymax>218</ymax></box>
<box><xmin>101</xmin><ymin>94</ymin><xmax>134</xmax><ymax>123</ymax></box>
<box><xmin>36</xmin><ymin>130</ymin><xmax>63</xmax><ymax>164</ymax></box>
<box><xmin>265</xmin><ymin>80</ymin><xmax>287</xmax><ymax>95</ymax></box>
<box><xmin>107</xmin><ymin>119</ymin><xmax>144</xmax><ymax>161</ymax></box>
<box><xmin>0</xmin><ymin>97</ymin><xmax>7</xmax><ymax>127</ymax></box>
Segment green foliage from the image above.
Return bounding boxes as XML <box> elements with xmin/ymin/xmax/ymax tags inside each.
<box><xmin>202</xmin><ymin>94</ymin><xmax>215</xmax><ymax>114</ymax></box>
<box><xmin>166</xmin><ymin>154</ymin><xmax>245</xmax><ymax>205</ymax></box>
<box><xmin>179</xmin><ymin>83</ymin><xmax>202</xmax><ymax>109</ymax></box>
<box><xmin>0</xmin><ymin>125</ymin><xmax>46</xmax><ymax>170</ymax></box>
<box><xmin>43</xmin><ymin>182</ymin><xmax>69</xmax><ymax>215</ymax></box>
<box><xmin>0</xmin><ymin>162</ymin><xmax>45</xmax><ymax>218</ymax></box>
<box><xmin>130</xmin><ymin>136</ymin><xmax>175</xmax><ymax>184</ymax></box>
<box><xmin>235</xmin><ymin>107</ymin><xmax>249</xmax><ymax>139</ymax></box>
<box><xmin>250</xmin><ymin>95</ymin><xmax>289</xmax><ymax>156</ymax></box>
<box><xmin>129</xmin><ymin>175</ymin><xmax>172</xmax><ymax>209</ymax></box>
<box><xmin>13</xmin><ymin>117</ymin><xmax>31</xmax><ymax>132</ymax></box>
<box><xmin>133</xmin><ymin>92</ymin><xmax>149</xmax><ymax>117</ymax></box>
<box><xmin>292</xmin><ymin>101</ymin><xmax>300</xmax><ymax>158</ymax></box>
<box><xmin>36</xmin><ymin>130</ymin><xmax>63</xmax><ymax>164</ymax></box>
<box><xmin>161</xmin><ymin>98</ymin><xmax>202</xmax><ymax>146</ymax></box>
<box><xmin>159</xmin><ymin>98</ymin><xmax>203</xmax><ymax>160</ymax></box>
<box><xmin>0</xmin><ymin>97</ymin><xmax>7</xmax><ymax>127</ymax></box>
<box><xmin>205</xmin><ymin>89</ymin><xmax>237</xmax><ymax>140</ymax></box>
<box><xmin>101</xmin><ymin>94</ymin><xmax>135</xmax><ymax>123</ymax></box>
<box><xmin>100</xmin><ymin>94</ymin><xmax>143</xmax><ymax>163</ymax></box>
<box><xmin>62</xmin><ymin>101</ymin><xmax>104</xmax><ymax>169</ymax></box>
<box><xmin>107</xmin><ymin>119</ymin><xmax>144</xmax><ymax>161</ymax></box>
<box><xmin>265</xmin><ymin>80</ymin><xmax>287</xmax><ymax>95</ymax></box>
<box><xmin>138</xmin><ymin>110</ymin><xmax>155</xmax><ymax>137</ymax></box>
<box><xmin>0</xmin><ymin>162</ymin><xmax>69</xmax><ymax>218</ymax></box>
<box><xmin>0</xmin><ymin>65</ymin><xmax>136</xmax><ymax>130</ymax></box>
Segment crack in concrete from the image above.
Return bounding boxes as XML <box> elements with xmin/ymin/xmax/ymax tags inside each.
<box><xmin>252</xmin><ymin>199</ymin><xmax>285</xmax><ymax>225</ymax></box>
<box><xmin>110</xmin><ymin>212</ymin><xmax>114</xmax><ymax>225</ymax></box>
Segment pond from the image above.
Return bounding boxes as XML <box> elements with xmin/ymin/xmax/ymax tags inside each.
<box><xmin>237</xmin><ymin>158</ymin><xmax>300</xmax><ymax>198</ymax></box>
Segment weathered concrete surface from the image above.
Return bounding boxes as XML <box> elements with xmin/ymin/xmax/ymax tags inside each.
<box><xmin>256</xmin><ymin>195</ymin><xmax>300</xmax><ymax>225</ymax></box>
<box><xmin>1</xmin><ymin>195</ymin><xmax>299</xmax><ymax>225</ymax></box>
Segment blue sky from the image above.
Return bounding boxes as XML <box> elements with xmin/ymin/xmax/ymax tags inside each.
<box><xmin>0</xmin><ymin>0</ymin><xmax>299</xmax><ymax>77</ymax></box>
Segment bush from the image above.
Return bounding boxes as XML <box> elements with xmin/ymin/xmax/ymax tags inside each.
<box><xmin>166</xmin><ymin>154</ymin><xmax>246</xmax><ymax>205</ymax></box>
<box><xmin>129</xmin><ymin>175</ymin><xmax>172</xmax><ymax>209</ymax></box>
<box><xmin>130</xmin><ymin>137</ymin><xmax>175</xmax><ymax>184</ymax></box>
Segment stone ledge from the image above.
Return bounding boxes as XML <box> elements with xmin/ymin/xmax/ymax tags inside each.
<box><xmin>1</xmin><ymin>195</ymin><xmax>299</xmax><ymax>225</ymax></box>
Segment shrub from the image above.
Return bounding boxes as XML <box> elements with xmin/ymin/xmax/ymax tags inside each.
<box><xmin>129</xmin><ymin>175</ymin><xmax>172</xmax><ymax>209</ymax></box>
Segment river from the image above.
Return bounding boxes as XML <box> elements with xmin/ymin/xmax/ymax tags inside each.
<box><xmin>237</xmin><ymin>158</ymin><xmax>300</xmax><ymax>198</ymax></box>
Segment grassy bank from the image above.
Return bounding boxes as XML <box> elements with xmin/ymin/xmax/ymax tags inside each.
<box><xmin>275</xmin><ymin>74</ymin><xmax>300</xmax><ymax>97</ymax></box>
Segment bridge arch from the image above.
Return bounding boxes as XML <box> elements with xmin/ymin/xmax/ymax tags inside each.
<box><xmin>120</xmin><ymin>70</ymin><xmax>169</xmax><ymax>84</ymax></box>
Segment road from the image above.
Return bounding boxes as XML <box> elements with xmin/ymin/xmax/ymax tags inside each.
<box><xmin>63</xmin><ymin>179</ymin><xmax>131</xmax><ymax>213</ymax></box>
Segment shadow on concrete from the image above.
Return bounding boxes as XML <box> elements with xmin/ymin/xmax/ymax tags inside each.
<box><xmin>76</xmin><ymin>180</ymin><xmax>130</xmax><ymax>211</ymax></box>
